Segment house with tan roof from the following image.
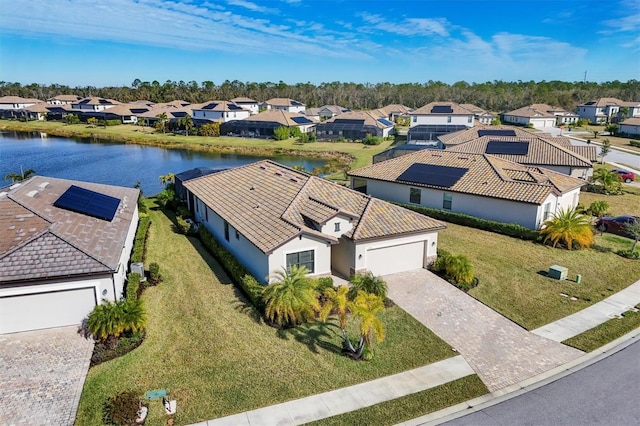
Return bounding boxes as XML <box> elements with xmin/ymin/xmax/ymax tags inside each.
<box><xmin>619</xmin><ymin>117</ymin><xmax>640</xmax><ymax>136</ymax></box>
<box><xmin>47</xmin><ymin>94</ymin><xmax>82</xmax><ymax>105</ymax></box>
<box><xmin>502</xmin><ymin>104</ymin><xmax>557</xmax><ymax>129</ymax></box>
<box><xmin>348</xmin><ymin>150</ymin><xmax>586</xmax><ymax>230</ymax></box>
<box><xmin>0</xmin><ymin>96</ymin><xmax>42</xmax><ymax>111</ymax></box>
<box><xmin>438</xmin><ymin>125</ymin><xmax>535</xmax><ymax>148</ymax></box>
<box><xmin>230</xmin><ymin>97</ymin><xmax>260</xmax><ymax>114</ymax></box>
<box><xmin>220</xmin><ymin>110</ymin><xmax>315</xmax><ymax>138</ymax></box>
<box><xmin>315</xmin><ymin>110</ymin><xmax>395</xmax><ymax>140</ymax></box>
<box><xmin>71</xmin><ymin>97</ymin><xmax>121</xmax><ymax>112</ymax></box>
<box><xmin>20</xmin><ymin>103</ymin><xmax>72</xmax><ymax>121</ymax></box>
<box><xmin>577</xmin><ymin>98</ymin><xmax>640</xmax><ymax>124</ymax></box>
<box><xmin>447</xmin><ymin>135</ymin><xmax>595</xmax><ymax>179</ymax></box>
<box><xmin>192</xmin><ymin>101</ymin><xmax>251</xmax><ymax>123</ymax></box>
<box><xmin>459</xmin><ymin>103</ymin><xmax>495</xmax><ymax>125</ymax></box>
<box><xmin>408</xmin><ymin>102</ymin><xmax>475</xmax><ymax>144</ymax></box>
<box><xmin>379</xmin><ymin>104</ymin><xmax>413</xmax><ymax>121</ymax></box>
<box><xmin>0</xmin><ymin>176</ymin><xmax>139</xmax><ymax>334</ymax></box>
<box><xmin>183</xmin><ymin>160</ymin><xmax>445</xmax><ymax>280</ymax></box>
<box><xmin>264</xmin><ymin>98</ymin><xmax>306</xmax><ymax>113</ymax></box>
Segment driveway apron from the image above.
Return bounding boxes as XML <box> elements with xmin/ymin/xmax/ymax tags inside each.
<box><xmin>386</xmin><ymin>269</ymin><xmax>583</xmax><ymax>392</ymax></box>
<box><xmin>0</xmin><ymin>326</ymin><xmax>94</xmax><ymax>425</ymax></box>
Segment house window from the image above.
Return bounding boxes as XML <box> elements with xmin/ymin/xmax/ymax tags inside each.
<box><xmin>410</xmin><ymin>188</ymin><xmax>421</xmax><ymax>204</ymax></box>
<box><xmin>412</xmin><ymin>116</ymin><xmax>417</xmax><ymax>123</ymax></box>
<box><xmin>443</xmin><ymin>193</ymin><xmax>453</xmax><ymax>210</ymax></box>
<box><xmin>467</xmin><ymin>116</ymin><xmax>472</xmax><ymax>123</ymax></box>
<box><xmin>286</xmin><ymin>250</ymin><xmax>314</xmax><ymax>273</ymax></box>
<box><xmin>447</xmin><ymin>116</ymin><xmax>452</xmax><ymax>123</ymax></box>
<box><xmin>224</xmin><ymin>221</ymin><xmax>230</xmax><ymax>241</ymax></box>
<box><xmin>235</xmin><ymin>230</ymin><xmax>240</xmax><ymax>240</ymax></box>
<box><xmin>543</xmin><ymin>202</ymin><xmax>552</xmax><ymax>220</ymax></box>
<box><xmin>334</xmin><ymin>222</ymin><xmax>341</xmax><ymax>232</ymax></box>
<box><xmin>352</xmin><ymin>178</ymin><xmax>367</xmax><ymax>194</ymax></box>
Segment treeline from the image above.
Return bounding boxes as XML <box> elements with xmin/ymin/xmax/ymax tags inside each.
<box><xmin>1</xmin><ymin>79</ymin><xmax>639</xmax><ymax>112</ymax></box>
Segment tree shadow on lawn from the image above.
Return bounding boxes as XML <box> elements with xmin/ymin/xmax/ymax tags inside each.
<box><xmin>275</xmin><ymin>320</ymin><xmax>344</xmax><ymax>355</ymax></box>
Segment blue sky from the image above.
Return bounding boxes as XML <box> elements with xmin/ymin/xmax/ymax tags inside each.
<box><xmin>0</xmin><ymin>0</ymin><xmax>638</xmax><ymax>87</ymax></box>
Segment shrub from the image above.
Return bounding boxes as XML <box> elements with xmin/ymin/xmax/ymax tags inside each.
<box><xmin>64</xmin><ymin>114</ymin><xmax>80</xmax><ymax>124</ymax></box>
<box><xmin>175</xmin><ymin>215</ymin><xmax>191</xmax><ymax>234</ymax></box>
<box><xmin>616</xmin><ymin>249</ymin><xmax>640</xmax><ymax>259</ymax></box>
<box><xmin>432</xmin><ymin>249</ymin><xmax>451</xmax><ymax>273</ymax></box>
<box><xmin>102</xmin><ymin>391</ymin><xmax>141</xmax><ymax>426</ymax></box>
<box><xmin>149</xmin><ymin>262</ymin><xmax>161</xmax><ymax>284</ymax></box>
<box><xmin>131</xmin><ymin>217</ymin><xmax>151</xmax><ymax>263</ymax></box>
<box><xmin>587</xmin><ymin>200</ymin><xmax>610</xmax><ymax>217</ymax></box>
<box><xmin>630</xmin><ymin>140</ymin><xmax>640</xmax><ymax>148</ymax></box>
<box><xmin>126</xmin><ymin>273</ymin><xmax>141</xmax><ymax>301</ymax></box>
<box><xmin>176</xmin><ymin>205</ymin><xmax>190</xmax><ymax>218</ymax></box>
<box><xmin>105</xmin><ymin>119</ymin><xmax>122</xmax><ymax>126</ymax></box>
<box><xmin>156</xmin><ymin>188</ymin><xmax>177</xmax><ymax>209</ymax></box>
<box><xmin>199</xmin><ymin>122</ymin><xmax>221</xmax><ymax>137</ymax></box>
<box><xmin>316</xmin><ymin>276</ymin><xmax>334</xmax><ymax>292</ymax></box>
<box><xmin>348</xmin><ymin>272</ymin><xmax>388</xmax><ymax>300</ymax></box>
<box><xmin>362</xmin><ymin>134</ymin><xmax>382</xmax><ymax>145</ymax></box>
<box><xmin>298</xmin><ymin>133</ymin><xmax>310</xmax><ymax>143</ymax></box>
<box><xmin>91</xmin><ymin>331</ymin><xmax>144</xmax><ymax>367</ymax></box>
<box><xmin>199</xmin><ymin>226</ymin><xmax>265</xmax><ymax>310</ymax></box>
<box><xmin>398</xmin><ymin>203</ymin><xmax>541</xmax><ymax>241</ymax></box>
<box><xmin>289</xmin><ymin>126</ymin><xmax>302</xmax><ymax>138</ymax></box>
<box><xmin>273</xmin><ymin>126</ymin><xmax>290</xmax><ymax>140</ymax></box>
<box><xmin>444</xmin><ymin>255</ymin><xmax>475</xmax><ymax>288</ymax></box>
<box><xmin>337</xmin><ymin>136</ymin><xmax>346</xmax><ymax>142</ymax></box>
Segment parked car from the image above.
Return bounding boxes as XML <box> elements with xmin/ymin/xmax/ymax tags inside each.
<box><xmin>611</xmin><ymin>169</ymin><xmax>635</xmax><ymax>183</ymax></box>
<box><xmin>594</xmin><ymin>215</ymin><xmax>639</xmax><ymax>237</ymax></box>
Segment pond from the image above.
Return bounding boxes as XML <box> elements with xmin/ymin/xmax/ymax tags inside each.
<box><xmin>0</xmin><ymin>131</ymin><xmax>327</xmax><ymax>195</ymax></box>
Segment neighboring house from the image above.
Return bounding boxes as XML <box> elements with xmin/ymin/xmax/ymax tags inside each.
<box><xmin>230</xmin><ymin>97</ymin><xmax>260</xmax><ymax>114</ymax></box>
<box><xmin>438</xmin><ymin>125</ymin><xmax>535</xmax><ymax>148</ymax></box>
<box><xmin>0</xmin><ymin>96</ymin><xmax>42</xmax><ymax>119</ymax></box>
<box><xmin>459</xmin><ymin>103</ymin><xmax>494</xmax><ymax>125</ymax></box>
<box><xmin>379</xmin><ymin>104</ymin><xmax>413</xmax><ymax>122</ymax></box>
<box><xmin>619</xmin><ymin>117</ymin><xmax>640</xmax><ymax>136</ymax></box>
<box><xmin>174</xmin><ymin>167</ymin><xmax>227</xmax><ymax>201</ymax></box>
<box><xmin>408</xmin><ymin>102</ymin><xmax>475</xmax><ymax>143</ymax></box>
<box><xmin>372</xmin><ymin>144</ymin><xmax>433</xmax><ymax>164</ymax></box>
<box><xmin>192</xmin><ymin>101</ymin><xmax>251</xmax><ymax>123</ymax></box>
<box><xmin>576</xmin><ymin>98</ymin><xmax>640</xmax><ymax>124</ymax></box>
<box><xmin>315</xmin><ymin>110</ymin><xmax>395</xmax><ymax>140</ymax></box>
<box><xmin>303</xmin><ymin>107</ymin><xmax>322</xmax><ymax>122</ymax></box>
<box><xmin>71</xmin><ymin>97</ymin><xmax>121</xmax><ymax>112</ymax></box>
<box><xmin>348</xmin><ymin>150</ymin><xmax>585</xmax><ymax>230</ymax></box>
<box><xmin>0</xmin><ymin>176</ymin><xmax>139</xmax><ymax>334</ymax></box>
<box><xmin>447</xmin><ymin>135</ymin><xmax>595</xmax><ymax>179</ymax></box>
<box><xmin>138</xmin><ymin>106</ymin><xmax>193</xmax><ymax>126</ymax></box>
<box><xmin>183</xmin><ymin>160</ymin><xmax>445</xmax><ymax>281</ymax></box>
<box><xmin>21</xmin><ymin>103</ymin><xmax>67</xmax><ymax>121</ymax></box>
<box><xmin>220</xmin><ymin>110</ymin><xmax>315</xmax><ymax>138</ymax></box>
<box><xmin>264</xmin><ymin>98</ymin><xmax>306</xmax><ymax>113</ymax></box>
<box><xmin>46</xmin><ymin>95</ymin><xmax>82</xmax><ymax>105</ymax></box>
<box><xmin>317</xmin><ymin>105</ymin><xmax>350</xmax><ymax>120</ymax></box>
<box><xmin>502</xmin><ymin>104</ymin><xmax>558</xmax><ymax>129</ymax></box>
<box><xmin>103</xmin><ymin>103</ymin><xmax>153</xmax><ymax>124</ymax></box>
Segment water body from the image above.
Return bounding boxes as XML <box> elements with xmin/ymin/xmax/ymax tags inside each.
<box><xmin>0</xmin><ymin>131</ymin><xmax>326</xmax><ymax>195</ymax></box>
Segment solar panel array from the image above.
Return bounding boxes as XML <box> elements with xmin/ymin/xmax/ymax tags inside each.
<box><xmin>485</xmin><ymin>141</ymin><xmax>530</xmax><ymax>155</ymax></box>
<box><xmin>291</xmin><ymin>101</ymin><xmax>304</xmax><ymax>106</ymax></box>
<box><xmin>228</xmin><ymin>104</ymin><xmax>244</xmax><ymax>111</ymax></box>
<box><xmin>54</xmin><ymin>185</ymin><xmax>121</xmax><ymax>221</ymax></box>
<box><xmin>377</xmin><ymin>118</ymin><xmax>394</xmax><ymax>126</ymax></box>
<box><xmin>477</xmin><ymin>129</ymin><xmax>517</xmax><ymax>137</ymax></box>
<box><xmin>202</xmin><ymin>103</ymin><xmax>219</xmax><ymax>110</ymax></box>
<box><xmin>431</xmin><ymin>105</ymin><xmax>454</xmax><ymax>114</ymax></box>
<box><xmin>291</xmin><ymin>116</ymin><xmax>313</xmax><ymax>124</ymax></box>
<box><xmin>397</xmin><ymin>163</ymin><xmax>467</xmax><ymax>188</ymax></box>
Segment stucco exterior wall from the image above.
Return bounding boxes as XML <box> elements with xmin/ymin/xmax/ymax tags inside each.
<box><xmin>412</xmin><ymin>114</ymin><xmax>474</xmax><ymax>127</ymax></box>
<box><xmin>268</xmin><ymin>236</ymin><xmax>332</xmax><ymax>282</ymax></box>
<box><xmin>320</xmin><ymin>215</ymin><xmax>353</xmax><ymax>238</ymax></box>
<box><xmin>620</xmin><ymin>124</ymin><xmax>640</xmax><ymax>135</ymax></box>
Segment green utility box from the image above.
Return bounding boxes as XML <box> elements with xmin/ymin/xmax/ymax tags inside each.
<box><xmin>548</xmin><ymin>265</ymin><xmax>568</xmax><ymax>280</ymax></box>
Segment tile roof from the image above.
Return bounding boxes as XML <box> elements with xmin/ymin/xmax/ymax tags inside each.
<box><xmin>567</xmin><ymin>145</ymin><xmax>598</xmax><ymax>162</ymax></box>
<box><xmin>0</xmin><ymin>96</ymin><xmax>42</xmax><ymax>104</ymax></box>
<box><xmin>319</xmin><ymin>110</ymin><xmax>394</xmax><ymax>129</ymax></box>
<box><xmin>1</xmin><ymin>177</ymin><xmax>139</xmax><ymax>284</ymax></box>
<box><xmin>192</xmin><ymin>100</ymin><xmax>244</xmax><ymax>112</ymax></box>
<box><xmin>621</xmin><ymin>117</ymin><xmax>640</xmax><ymax>126</ymax></box>
<box><xmin>47</xmin><ymin>95</ymin><xmax>82</xmax><ymax>102</ymax></box>
<box><xmin>459</xmin><ymin>103</ymin><xmax>489</xmax><ymax>115</ymax></box>
<box><xmin>379</xmin><ymin>104</ymin><xmax>412</xmax><ymax>115</ymax></box>
<box><xmin>578</xmin><ymin>98</ymin><xmax>625</xmax><ymax>107</ymax></box>
<box><xmin>411</xmin><ymin>102</ymin><xmax>474</xmax><ymax>115</ymax></box>
<box><xmin>231</xmin><ymin>97</ymin><xmax>258</xmax><ymax>103</ymax></box>
<box><xmin>504</xmin><ymin>104</ymin><xmax>556</xmax><ymax>118</ymax></box>
<box><xmin>74</xmin><ymin>97</ymin><xmax>121</xmax><ymax>106</ymax></box>
<box><xmin>184</xmin><ymin>161</ymin><xmax>444</xmax><ymax>254</ymax></box>
<box><xmin>238</xmin><ymin>109</ymin><xmax>313</xmax><ymax>126</ymax></box>
<box><xmin>348</xmin><ymin>150</ymin><xmax>585</xmax><ymax>205</ymax></box>
<box><xmin>438</xmin><ymin>125</ymin><xmax>533</xmax><ymax>146</ymax></box>
<box><xmin>265</xmin><ymin>98</ymin><xmax>305</xmax><ymax>107</ymax></box>
<box><xmin>448</xmin><ymin>135</ymin><xmax>593</xmax><ymax>167</ymax></box>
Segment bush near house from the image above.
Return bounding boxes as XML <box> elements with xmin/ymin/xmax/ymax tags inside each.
<box><xmin>431</xmin><ymin>249</ymin><xmax>478</xmax><ymax>291</ymax></box>
<box><xmin>630</xmin><ymin>140</ymin><xmax>640</xmax><ymax>148</ymax></box>
<box><xmin>130</xmin><ymin>216</ymin><xmax>151</xmax><ymax>263</ymax></box>
<box><xmin>125</xmin><ymin>273</ymin><xmax>141</xmax><ymax>301</ymax></box>
<box><xmin>399</xmin><ymin>203</ymin><xmax>541</xmax><ymax>241</ymax></box>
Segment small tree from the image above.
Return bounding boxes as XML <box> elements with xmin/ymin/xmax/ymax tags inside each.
<box><xmin>590</xmin><ymin>128</ymin><xmax>600</xmax><ymax>139</ymax></box>
<box><xmin>319</xmin><ymin>285</ymin><xmax>354</xmax><ymax>352</ymax></box>
<box><xmin>587</xmin><ymin>200</ymin><xmax>609</xmax><ymax>217</ymax></box>
<box><xmin>273</xmin><ymin>126</ymin><xmax>290</xmax><ymax>140</ymax></box>
<box><xmin>87</xmin><ymin>117</ymin><xmax>98</xmax><ymax>126</ymax></box>
<box><xmin>592</xmin><ymin>167</ymin><xmax>622</xmax><ymax>194</ymax></box>
<box><xmin>600</xmin><ymin>138</ymin><xmax>611</xmax><ymax>164</ymax></box>
<box><xmin>540</xmin><ymin>207</ymin><xmax>594</xmax><ymax>250</ymax></box>
<box><xmin>605</xmin><ymin>123</ymin><xmax>618</xmax><ymax>136</ymax></box>
<box><xmin>624</xmin><ymin>221</ymin><xmax>640</xmax><ymax>253</ymax></box>
<box><xmin>263</xmin><ymin>266</ymin><xmax>319</xmax><ymax>327</ymax></box>
<box><xmin>65</xmin><ymin>114</ymin><xmax>80</xmax><ymax>124</ymax></box>
<box><xmin>199</xmin><ymin>122</ymin><xmax>221</xmax><ymax>137</ymax></box>
<box><xmin>178</xmin><ymin>114</ymin><xmax>194</xmax><ymax>136</ymax></box>
<box><xmin>349</xmin><ymin>291</ymin><xmax>385</xmax><ymax>359</ymax></box>
<box><xmin>155</xmin><ymin>112</ymin><xmax>168</xmax><ymax>133</ymax></box>
<box><xmin>5</xmin><ymin>168</ymin><xmax>35</xmax><ymax>183</ymax></box>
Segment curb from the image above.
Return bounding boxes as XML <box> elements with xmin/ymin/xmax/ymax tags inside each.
<box><xmin>399</xmin><ymin>326</ymin><xmax>640</xmax><ymax>425</ymax></box>
<box><xmin>565</xmin><ymin>135</ymin><xmax>640</xmax><ymax>156</ymax></box>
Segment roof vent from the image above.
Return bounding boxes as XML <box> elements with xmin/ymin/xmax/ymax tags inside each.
<box><xmin>0</xmin><ymin>191</ymin><xmax>7</xmax><ymax>198</ymax></box>
<box><xmin>27</xmin><ymin>190</ymin><xmax>39</xmax><ymax>197</ymax></box>
<box><xmin>38</xmin><ymin>182</ymin><xmax>50</xmax><ymax>190</ymax></box>
<box><xmin>10</xmin><ymin>183</ymin><xmax>21</xmax><ymax>190</ymax></box>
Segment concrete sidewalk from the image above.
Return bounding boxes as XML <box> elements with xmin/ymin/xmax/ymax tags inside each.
<box><xmin>532</xmin><ymin>279</ymin><xmax>640</xmax><ymax>342</ymax></box>
<box><xmin>194</xmin><ymin>356</ymin><xmax>475</xmax><ymax>426</ymax></box>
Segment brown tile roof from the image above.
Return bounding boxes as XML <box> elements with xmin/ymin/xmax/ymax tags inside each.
<box><xmin>438</xmin><ymin>125</ymin><xmax>533</xmax><ymax>146</ymax></box>
<box><xmin>240</xmin><ymin>110</ymin><xmax>312</xmax><ymax>126</ymax></box>
<box><xmin>184</xmin><ymin>161</ymin><xmax>445</xmax><ymax>254</ymax></box>
<box><xmin>0</xmin><ymin>96</ymin><xmax>42</xmax><ymax>104</ymax></box>
<box><xmin>621</xmin><ymin>117</ymin><xmax>640</xmax><ymax>126</ymax></box>
<box><xmin>459</xmin><ymin>103</ymin><xmax>490</xmax><ymax>115</ymax></box>
<box><xmin>504</xmin><ymin>104</ymin><xmax>556</xmax><ymax>118</ymax></box>
<box><xmin>231</xmin><ymin>97</ymin><xmax>258</xmax><ymax>103</ymax></box>
<box><xmin>379</xmin><ymin>104</ymin><xmax>412</xmax><ymax>115</ymax></box>
<box><xmin>266</xmin><ymin>98</ymin><xmax>305</xmax><ymax>107</ymax></box>
<box><xmin>348</xmin><ymin>150</ymin><xmax>585</xmax><ymax>205</ymax></box>
<box><xmin>411</xmin><ymin>102</ymin><xmax>474</xmax><ymax>115</ymax></box>
<box><xmin>74</xmin><ymin>97</ymin><xmax>121</xmax><ymax>106</ymax></box>
<box><xmin>578</xmin><ymin>98</ymin><xmax>625</xmax><ymax>107</ymax></box>
<box><xmin>1</xmin><ymin>176</ymin><xmax>139</xmax><ymax>283</ymax></box>
<box><xmin>321</xmin><ymin>110</ymin><xmax>394</xmax><ymax>129</ymax></box>
<box><xmin>448</xmin><ymin>136</ymin><xmax>593</xmax><ymax>168</ymax></box>
<box><xmin>104</xmin><ymin>103</ymin><xmax>152</xmax><ymax>116</ymax></box>
<box><xmin>47</xmin><ymin>95</ymin><xmax>82</xmax><ymax>102</ymax></box>
<box><xmin>567</xmin><ymin>145</ymin><xmax>598</xmax><ymax>162</ymax></box>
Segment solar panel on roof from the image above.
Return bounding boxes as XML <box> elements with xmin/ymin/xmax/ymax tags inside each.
<box><xmin>54</xmin><ymin>185</ymin><xmax>121</xmax><ymax>221</ymax></box>
<box><xmin>485</xmin><ymin>141</ymin><xmax>530</xmax><ymax>155</ymax></box>
<box><xmin>431</xmin><ymin>105</ymin><xmax>454</xmax><ymax>114</ymax></box>
<box><xmin>291</xmin><ymin>101</ymin><xmax>304</xmax><ymax>106</ymax></box>
<box><xmin>228</xmin><ymin>104</ymin><xmax>243</xmax><ymax>110</ymax></box>
<box><xmin>130</xmin><ymin>108</ymin><xmax>148</xmax><ymax>114</ymax></box>
<box><xmin>202</xmin><ymin>103</ymin><xmax>218</xmax><ymax>110</ymax></box>
<box><xmin>397</xmin><ymin>164</ymin><xmax>467</xmax><ymax>188</ymax></box>
<box><xmin>173</xmin><ymin>112</ymin><xmax>187</xmax><ymax>117</ymax></box>
<box><xmin>99</xmin><ymin>99</ymin><xmax>111</xmax><ymax>104</ymax></box>
<box><xmin>291</xmin><ymin>116</ymin><xmax>313</xmax><ymax>124</ymax></box>
<box><xmin>79</xmin><ymin>99</ymin><xmax>90</xmax><ymax>104</ymax></box>
<box><xmin>377</xmin><ymin>118</ymin><xmax>394</xmax><ymax>126</ymax></box>
<box><xmin>477</xmin><ymin>129</ymin><xmax>517</xmax><ymax>137</ymax></box>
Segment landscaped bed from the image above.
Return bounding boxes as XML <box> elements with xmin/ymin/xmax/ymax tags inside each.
<box><xmin>438</xmin><ymin>222</ymin><xmax>640</xmax><ymax>330</ymax></box>
<box><xmin>75</xmin><ymin>205</ymin><xmax>466</xmax><ymax>425</ymax></box>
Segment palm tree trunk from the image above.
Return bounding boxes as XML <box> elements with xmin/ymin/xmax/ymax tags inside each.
<box><xmin>342</xmin><ymin>329</ymin><xmax>356</xmax><ymax>353</ymax></box>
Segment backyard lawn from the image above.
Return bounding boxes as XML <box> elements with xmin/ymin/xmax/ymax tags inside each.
<box><xmin>579</xmin><ymin>185</ymin><xmax>640</xmax><ymax>217</ymax></box>
<box><xmin>75</xmin><ymin>206</ymin><xmax>467</xmax><ymax>425</ymax></box>
<box><xmin>438</xmin><ymin>220</ymin><xmax>640</xmax><ymax>330</ymax></box>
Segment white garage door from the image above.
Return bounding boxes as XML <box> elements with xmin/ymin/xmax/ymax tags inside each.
<box><xmin>0</xmin><ymin>287</ymin><xmax>97</xmax><ymax>334</ymax></box>
<box><xmin>366</xmin><ymin>241</ymin><xmax>425</xmax><ymax>276</ymax></box>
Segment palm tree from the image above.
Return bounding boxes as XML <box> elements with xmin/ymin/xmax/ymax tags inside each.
<box><xmin>87</xmin><ymin>300</ymin><xmax>124</xmax><ymax>343</ymax></box>
<box><xmin>178</xmin><ymin>114</ymin><xmax>194</xmax><ymax>136</ymax></box>
<box><xmin>319</xmin><ymin>285</ymin><xmax>355</xmax><ymax>352</ymax></box>
<box><xmin>155</xmin><ymin>112</ymin><xmax>168</xmax><ymax>133</ymax></box>
<box><xmin>347</xmin><ymin>272</ymin><xmax>388</xmax><ymax>300</ymax></box>
<box><xmin>120</xmin><ymin>299</ymin><xmax>147</xmax><ymax>334</ymax></box>
<box><xmin>540</xmin><ymin>207</ymin><xmax>594</xmax><ymax>250</ymax></box>
<box><xmin>5</xmin><ymin>168</ymin><xmax>35</xmax><ymax>183</ymax></box>
<box><xmin>263</xmin><ymin>266</ymin><xmax>319</xmax><ymax>327</ymax></box>
<box><xmin>349</xmin><ymin>291</ymin><xmax>385</xmax><ymax>359</ymax></box>
<box><xmin>592</xmin><ymin>167</ymin><xmax>621</xmax><ymax>194</ymax></box>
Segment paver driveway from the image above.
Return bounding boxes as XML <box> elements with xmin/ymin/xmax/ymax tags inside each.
<box><xmin>386</xmin><ymin>269</ymin><xmax>583</xmax><ymax>392</ymax></box>
<box><xmin>0</xmin><ymin>326</ymin><xmax>94</xmax><ymax>425</ymax></box>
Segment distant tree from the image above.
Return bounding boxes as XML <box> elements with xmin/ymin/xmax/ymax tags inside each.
<box><xmin>540</xmin><ymin>207</ymin><xmax>594</xmax><ymax>250</ymax></box>
<box><xmin>87</xmin><ymin>117</ymin><xmax>98</xmax><ymax>126</ymax></box>
<box><xmin>600</xmin><ymin>138</ymin><xmax>612</xmax><ymax>164</ymax></box>
<box><xmin>590</xmin><ymin>128</ymin><xmax>601</xmax><ymax>139</ymax></box>
<box><xmin>618</xmin><ymin>107</ymin><xmax>630</xmax><ymax>120</ymax></box>
<box><xmin>178</xmin><ymin>114</ymin><xmax>193</xmax><ymax>136</ymax></box>
<box><xmin>5</xmin><ymin>168</ymin><xmax>35</xmax><ymax>183</ymax></box>
<box><xmin>159</xmin><ymin>173</ymin><xmax>175</xmax><ymax>185</ymax></box>
<box><xmin>490</xmin><ymin>117</ymin><xmax>502</xmax><ymax>126</ymax></box>
<box><xmin>155</xmin><ymin>112</ymin><xmax>168</xmax><ymax>133</ymax></box>
<box><xmin>64</xmin><ymin>114</ymin><xmax>80</xmax><ymax>124</ymax></box>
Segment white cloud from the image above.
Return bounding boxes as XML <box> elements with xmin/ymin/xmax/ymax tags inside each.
<box><xmin>226</xmin><ymin>0</ymin><xmax>276</xmax><ymax>13</ymax></box>
<box><xmin>360</xmin><ymin>13</ymin><xmax>451</xmax><ymax>37</ymax></box>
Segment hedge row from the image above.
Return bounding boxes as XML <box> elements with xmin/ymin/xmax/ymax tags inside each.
<box><xmin>198</xmin><ymin>226</ymin><xmax>265</xmax><ymax>311</ymax></box>
<box><xmin>125</xmin><ymin>273</ymin><xmax>141</xmax><ymax>301</ymax></box>
<box><xmin>130</xmin><ymin>216</ymin><xmax>151</xmax><ymax>263</ymax></box>
<box><xmin>397</xmin><ymin>203</ymin><xmax>541</xmax><ymax>241</ymax></box>
<box><xmin>630</xmin><ymin>140</ymin><xmax>640</xmax><ymax>148</ymax></box>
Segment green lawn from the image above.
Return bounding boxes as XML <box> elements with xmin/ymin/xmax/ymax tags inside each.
<box><xmin>0</xmin><ymin>120</ymin><xmax>393</xmax><ymax>174</ymax></box>
<box><xmin>438</xmin><ymin>223</ymin><xmax>640</xmax><ymax>330</ymax></box>
<box><xmin>579</xmin><ymin>186</ymin><xmax>640</xmax><ymax>217</ymax></box>
<box><xmin>563</xmin><ymin>305</ymin><xmax>640</xmax><ymax>352</ymax></box>
<box><xmin>75</xmin><ymin>206</ymin><xmax>460</xmax><ymax>425</ymax></box>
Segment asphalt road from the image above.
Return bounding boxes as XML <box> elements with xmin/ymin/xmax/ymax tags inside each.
<box><xmin>444</xmin><ymin>339</ymin><xmax>640</xmax><ymax>426</ymax></box>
